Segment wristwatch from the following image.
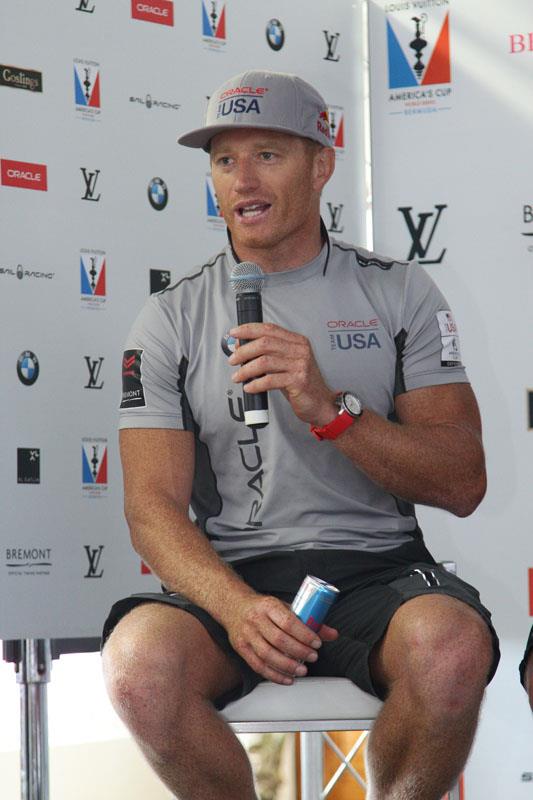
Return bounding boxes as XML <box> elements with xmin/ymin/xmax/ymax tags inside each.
<box><xmin>310</xmin><ymin>391</ymin><xmax>363</xmax><ymax>441</ymax></box>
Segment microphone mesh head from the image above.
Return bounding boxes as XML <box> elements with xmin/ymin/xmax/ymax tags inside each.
<box><xmin>229</xmin><ymin>261</ymin><xmax>265</xmax><ymax>294</ymax></box>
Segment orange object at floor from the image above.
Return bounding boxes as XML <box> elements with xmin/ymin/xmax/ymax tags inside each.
<box><xmin>296</xmin><ymin>731</ymin><xmax>464</xmax><ymax>799</ymax></box>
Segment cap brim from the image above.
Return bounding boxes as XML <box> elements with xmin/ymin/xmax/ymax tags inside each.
<box><xmin>177</xmin><ymin>122</ymin><xmax>321</xmax><ymax>152</ymax></box>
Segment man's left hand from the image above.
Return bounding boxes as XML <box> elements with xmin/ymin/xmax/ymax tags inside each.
<box><xmin>229</xmin><ymin>322</ymin><xmax>336</xmax><ymax>426</ymax></box>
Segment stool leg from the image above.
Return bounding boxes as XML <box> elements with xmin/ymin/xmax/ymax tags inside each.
<box><xmin>447</xmin><ymin>779</ymin><xmax>460</xmax><ymax>800</ymax></box>
<box><xmin>300</xmin><ymin>732</ymin><xmax>324</xmax><ymax>800</ymax></box>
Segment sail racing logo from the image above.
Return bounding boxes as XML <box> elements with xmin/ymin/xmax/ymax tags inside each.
<box><xmin>386</xmin><ymin>5</ymin><xmax>452</xmax><ymax>116</ymax></box>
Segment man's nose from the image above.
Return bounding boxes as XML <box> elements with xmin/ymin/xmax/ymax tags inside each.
<box><xmin>233</xmin><ymin>159</ymin><xmax>260</xmax><ymax>193</ymax></box>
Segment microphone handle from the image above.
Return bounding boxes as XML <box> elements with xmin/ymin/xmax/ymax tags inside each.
<box><xmin>236</xmin><ymin>292</ymin><xmax>269</xmax><ymax>428</ymax></box>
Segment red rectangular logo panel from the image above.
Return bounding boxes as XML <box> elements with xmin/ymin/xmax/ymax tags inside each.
<box><xmin>529</xmin><ymin>568</ymin><xmax>533</xmax><ymax>616</ymax></box>
<box><xmin>131</xmin><ymin>0</ymin><xmax>174</xmax><ymax>26</ymax></box>
<box><xmin>1</xmin><ymin>159</ymin><xmax>47</xmax><ymax>191</ymax></box>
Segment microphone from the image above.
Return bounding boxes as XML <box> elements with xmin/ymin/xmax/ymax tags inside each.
<box><xmin>229</xmin><ymin>261</ymin><xmax>269</xmax><ymax>428</ymax></box>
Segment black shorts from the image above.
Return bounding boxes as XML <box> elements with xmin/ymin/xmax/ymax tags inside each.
<box><xmin>102</xmin><ymin>539</ymin><xmax>500</xmax><ymax>710</ymax></box>
<box><xmin>519</xmin><ymin>625</ymin><xmax>533</xmax><ymax>689</ymax></box>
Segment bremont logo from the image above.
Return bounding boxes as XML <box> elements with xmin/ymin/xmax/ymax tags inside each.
<box><xmin>323</xmin><ymin>31</ymin><xmax>340</xmax><ymax>62</ymax></box>
<box><xmin>81</xmin><ymin>168</ymin><xmax>101</xmax><ymax>201</ymax></box>
<box><xmin>84</xmin><ymin>545</ymin><xmax>104</xmax><ymax>578</ymax></box>
<box><xmin>326</xmin><ymin>202</ymin><xmax>344</xmax><ymax>234</ymax></box>
<box><xmin>84</xmin><ymin>356</ymin><xmax>104</xmax><ymax>389</ymax></box>
<box><xmin>398</xmin><ymin>204</ymin><xmax>447</xmax><ymax>264</ymax></box>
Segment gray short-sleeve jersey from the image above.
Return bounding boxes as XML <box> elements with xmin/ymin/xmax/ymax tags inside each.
<box><xmin>119</xmin><ymin>235</ymin><xmax>468</xmax><ymax>561</ymax></box>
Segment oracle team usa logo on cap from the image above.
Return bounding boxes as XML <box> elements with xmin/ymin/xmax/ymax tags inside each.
<box><xmin>121</xmin><ymin>349</ymin><xmax>146</xmax><ymax>408</ymax></box>
<box><xmin>17</xmin><ymin>351</ymin><xmax>39</xmax><ymax>386</ymax></box>
<box><xmin>216</xmin><ymin>86</ymin><xmax>268</xmax><ymax>120</ymax></box>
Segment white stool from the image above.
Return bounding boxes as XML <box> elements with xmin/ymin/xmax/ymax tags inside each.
<box><xmin>223</xmin><ymin>676</ymin><xmax>460</xmax><ymax>799</ymax></box>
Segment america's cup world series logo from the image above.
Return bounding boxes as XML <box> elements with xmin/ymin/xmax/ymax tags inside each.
<box><xmin>202</xmin><ymin>1</ymin><xmax>226</xmax><ymax>48</ymax></box>
<box><xmin>386</xmin><ymin>4</ymin><xmax>452</xmax><ymax>116</ymax></box>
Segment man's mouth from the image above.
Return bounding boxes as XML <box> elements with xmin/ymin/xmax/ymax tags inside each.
<box><xmin>237</xmin><ymin>202</ymin><xmax>271</xmax><ymax>218</ymax></box>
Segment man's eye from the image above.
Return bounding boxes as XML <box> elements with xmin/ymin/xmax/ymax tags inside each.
<box><xmin>217</xmin><ymin>156</ymin><xmax>232</xmax><ymax>166</ymax></box>
<box><xmin>260</xmin><ymin>152</ymin><xmax>274</xmax><ymax>161</ymax></box>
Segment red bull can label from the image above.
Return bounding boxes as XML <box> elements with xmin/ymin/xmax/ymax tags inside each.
<box><xmin>291</xmin><ymin>574</ymin><xmax>339</xmax><ymax>632</ymax></box>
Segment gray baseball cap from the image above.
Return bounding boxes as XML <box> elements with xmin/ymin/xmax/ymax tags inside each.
<box><xmin>178</xmin><ymin>69</ymin><xmax>333</xmax><ymax>151</ymax></box>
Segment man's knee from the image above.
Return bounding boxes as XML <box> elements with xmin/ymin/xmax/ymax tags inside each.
<box><xmin>102</xmin><ymin>603</ymin><xmax>241</xmax><ymax>728</ymax></box>
<box><xmin>372</xmin><ymin>595</ymin><xmax>494</xmax><ymax>711</ymax></box>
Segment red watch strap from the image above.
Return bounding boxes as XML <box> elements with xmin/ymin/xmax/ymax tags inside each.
<box><xmin>310</xmin><ymin>410</ymin><xmax>355</xmax><ymax>441</ymax></box>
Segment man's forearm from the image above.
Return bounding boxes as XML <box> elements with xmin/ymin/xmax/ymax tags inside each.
<box><xmin>333</xmin><ymin>408</ymin><xmax>486</xmax><ymax>517</ymax></box>
<box><xmin>126</xmin><ymin>499</ymin><xmax>256</xmax><ymax>628</ymax></box>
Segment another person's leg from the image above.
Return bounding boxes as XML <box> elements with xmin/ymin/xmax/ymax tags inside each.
<box><xmin>520</xmin><ymin>625</ymin><xmax>533</xmax><ymax>711</ymax></box>
<box><xmin>366</xmin><ymin>594</ymin><xmax>493</xmax><ymax>800</ymax></box>
<box><xmin>102</xmin><ymin>602</ymin><xmax>257</xmax><ymax>800</ymax></box>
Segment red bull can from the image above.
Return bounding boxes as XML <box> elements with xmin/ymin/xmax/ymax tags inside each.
<box><xmin>291</xmin><ymin>575</ymin><xmax>339</xmax><ymax>632</ymax></box>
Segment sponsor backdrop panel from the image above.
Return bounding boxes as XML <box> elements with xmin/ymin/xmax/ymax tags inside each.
<box><xmin>369</xmin><ymin>0</ymin><xmax>533</xmax><ymax>796</ymax></box>
<box><xmin>0</xmin><ymin>2</ymin><xmax>366</xmax><ymax>639</ymax></box>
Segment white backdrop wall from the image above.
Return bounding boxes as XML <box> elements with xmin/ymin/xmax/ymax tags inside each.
<box><xmin>0</xmin><ymin>1</ymin><xmax>366</xmax><ymax>637</ymax></box>
<box><xmin>369</xmin><ymin>0</ymin><xmax>533</xmax><ymax>796</ymax></box>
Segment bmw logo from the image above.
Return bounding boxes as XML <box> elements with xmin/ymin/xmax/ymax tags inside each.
<box><xmin>17</xmin><ymin>264</ymin><xmax>24</xmax><ymax>280</ymax></box>
<box><xmin>266</xmin><ymin>18</ymin><xmax>285</xmax><ymax>51</ymax></box>
<box><xmin>221</xmin><ymin>332</ymin><xmax>238</xmax><ymax>357</ymax></box>
<box><xmin>17</xmin><ymin>350</ymin><xmax>39</xmax><ymax>386</ymax></box>
<box><xmin>148</xmin><ymin>177</ymin><xmax>168</xmax><ymax>210</ymax></box>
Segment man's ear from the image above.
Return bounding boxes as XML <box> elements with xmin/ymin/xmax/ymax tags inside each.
<box><xmin>312</xmin><ymin>146</ymin><xmax>335</xmax><ymax>192</ymax></box>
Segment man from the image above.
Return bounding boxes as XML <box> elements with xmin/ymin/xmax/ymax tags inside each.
<box><xmin>520</xmin><ymin>626</ymin><xmax>533</xmax><ymax>711</ymax></box>
<box><xmin>102</xmin><ymin>70</ymin><xmax>499</xmax><ymax>800</ymax></box>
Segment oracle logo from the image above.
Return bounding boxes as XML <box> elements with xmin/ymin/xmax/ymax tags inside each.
<box><xmin>219</xmin><ymin>86</ymin><xmax>269</xmax><ymax>101</ymax></box>
<box><xmin>327</xmin><ymin>319</ymin><xmax>379</xmax><ymax>329</ymax></box>
<box><xmin>1</xmin><ymin>159</ymin><xmax>47</xmax><ymax>191</ymax></box>
<box><xmin>131</xmin><ymin>0</ymin><xmax>174</xmax><ymax>26</ymax></box>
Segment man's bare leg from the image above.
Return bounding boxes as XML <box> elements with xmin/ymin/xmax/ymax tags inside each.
<box><xmin>102</xmin><ymin>603</ymin><xmax>257</xmax><ymax>800</ymax></box>
<box><xmin>365</xmin><ymin>595</ymin><xmax>494</xmax><ymax>800</ymax></box>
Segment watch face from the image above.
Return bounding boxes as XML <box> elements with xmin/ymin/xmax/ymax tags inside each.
<box><xmin>343</xmin><ymin>392</ymin><xmax>362</xmax><ymax>417</ymax></box>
